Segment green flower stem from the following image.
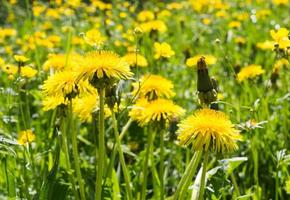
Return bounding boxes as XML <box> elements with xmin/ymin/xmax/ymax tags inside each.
<box><xmin>111</xmin><ymin>110</ymin><xmax>133</xmax><ymax>200</ymax></box>
<box><xmin>60</xmin><ymin>115</ymin><xmax>79</xmax><ymax>200</ymax></box>
<box><xmin>69</xmin><ymin>102</ymin><xmax>86</xmax><ymax>200</ymax></box>
<box><xmin>105</xmin><ymin>118</ymin><xmax>133</xmax><ymax>179</ymax></box>
<box><xmin>230</xmin><ymin>173</ymin><xmax>241</xmax><ymax>197</ymax></box>
<box><xmin>96</xmin><ymin>88</ymin><xmax>105</xmax><ymax>200</ymax></box>
<box><xmin>160</xmin><ymin>129</ymin><xmax>165</xmax><ymax>200</ymax></box>
<box><xmin>198</xmin><ymin>150</ymin><xmax>209</xmax><ymax>200</ymax></box>
<box><xmin>174</xmin><ymin>151</ymin><xmax>202</xmax><ymax>200</ymax></box>
<box><xmin>141</xmin><ymin>127</ymin><xmax>154</xmax><ymax>200</ymax></box>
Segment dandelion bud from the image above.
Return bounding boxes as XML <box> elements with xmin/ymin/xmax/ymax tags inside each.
<box><xmin>105</xmin><ymin>84</ymin><xmax>119</xmax><ymax>109</ymax></box>
<box><xmin>215</xmin><ymin>38</ymin><xmax>221</xmax><ymax>44</ymax></box>
<box><xmin>197</xmin><ymin>57</ymin><xmax>217</xmax><ymax>107</ymax></box>
<box><xmin>274</xmin><ymin>42</ymin><xmax>279</xmax><ymax>49</ymax></box>
<box><xmin>133</xmin><ymin>27</ymin><xmax>143</xmax><ymax>37</ymax></box>
<box><xmin>197</xmin><ymin>57</ymin><xmax>213</xmax><ymax>92</ymax></box>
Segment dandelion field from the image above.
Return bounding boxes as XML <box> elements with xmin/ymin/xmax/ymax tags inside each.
<box><xmin>0</xmin><ymin>0</ymin><xmax>289</xmax><ymax>199</ymax></box>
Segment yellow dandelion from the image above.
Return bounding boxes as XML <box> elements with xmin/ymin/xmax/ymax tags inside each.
<box><xmin>137</xmin><ymin>10</ymin><xmax>155</xmax><ymax>22</ymax></box>
<box><xmin>84</xmin><ymin>29</ymin><xmax>106</xmax><ymax>47</ymax></box>
<box><xmin>270</xmin><ymin>28</ymin><xmax>290</xmax><ymax>49</ymax></box>
<box><xmin>237</xmin><ymin>64</ymin><xmax>265</xmax><ymax>82</ymax></box>
<box><xmin>154</xmin><ymin>42</ymin><xmax>175</xmax><ymax>59</ymax></box>
<box><xmin>42</xmin><ymin>53</ymin><xmax>82</xmax><ymax>71</ymax></box>
<box><xmin>21</xmin><ymin>66</ymin><xmax>37</xmax><ymax>78</ymax></box>
<box><xmin>75</xmin><ymin>51</ymin><xmax>133</xmax><ymax>82</ymax></box>
<box><xmin>139</xmin><ymin>20</ymin><xmax>167</xmax><ymax>33</ymax></box>
<box><xmin>273</xmin><ymin>58</ymin><xmax>289</xmax><ymax>72</ymax></box>
<box><xmin>73</xmin><ymin>93</ymin><xmax>98</xmax><ymax>122</ymax></box>
<box><xmin>177</xmin><ymin>108</ymin><xmax>241</xmax><ymax>152</ymax></box>
<box><xmin>1</xmin><ymin>64</ymin><xmax>17</xmax><ymax>75</ymax></box>
<box><xmin>123</xmin><ymin>53</ymin><xmax>148</xmax><ymax>67</ymax></box>
<box><xmin>186</xmin><ymin>55</ymin><xmax>217</xmax><ymax>67</ymax></box>
<box><xmin>129</xmin><ymin>98</ymin><xmax>148</xmax><ymax>121</ymax></box>
<box><xmin>132</xmin><ymin>74</ymin><xmax>175</xmax><ymax>100</ymax></box>
<box><xmin>14</xmin><ymin>55</ymin><xmax>29</xmax><ymax>63</ymax></box>
<box><xmin>256</xmin><ymin>40</ymin><xmax>275</xmax><ymax>50</ymax></box>
<box><xmin>235</xmin><ymin>37</ymin><xmax>246</xmax><ymax>44</ymax></box>
<box><xmin>18</xmin><ymin>130</ymin><xmax>35</xmax><ymax>145</ymax></box>
<box><xmin>42</xmin><ymin>95</ymin><xmax>67</xmax><ymax>111</ymax></box>
<box><xmin>42</xmin><ymin>70</ymin><xmax>95</xmax><ymax>99</ymax></box>
<box><xmin>272</xmin><ymin>0</ymin><xmax>289</xmax><ymax>5</ymax></box>
<box><xmin>228</xmin><ymin>21</ymin><xmax>241</xmax><ymax>28</ymax></box>
<box><xmin>131</xmin><ymin>98</ymin><xmax>185</xmax><ymax>126</ymax></box>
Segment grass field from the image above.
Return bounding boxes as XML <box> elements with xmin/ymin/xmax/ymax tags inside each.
<box><xmin>0</xmin><ymin>0</ymin><xmax>289</xmax><ymax>199</ymax></box>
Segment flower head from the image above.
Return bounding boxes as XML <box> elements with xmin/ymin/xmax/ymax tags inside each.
<box><xmin>132</xmin><ymin>74</ymin><xmax>175</xmax><ymax>100</ymax></box>
<box><xmin>18</xmin><ymin>130</ymin><xmax>35</xmax><ymax>145</ymax></box>
<box><xmin>75</xmin><ymin>51</ymin><xmax>133</xmax><ymax>84</ymax></box>
<box><xmin>42</xmin><ymin>70</ymin><xmax>95</xmax><ymax>99</ymax></box>
<box><xmin>130</xmin><ymin>98</ymin><xmax>185</xmax><ymax>126</ymax></box>
<box><xmin>21</xmin><ymin>66</ymin><xmax>37</xmax><ymax>78</ymax></box>
<box><xmin>270</xmin><ymin>28</ymin><xmax>290</xmax><ymax>49</ymax></box>
<box><xmin>186</xmin><ymin>55</ymin><xmax>217</xmax><ymax>67</ymax></box>
<box><xmin>139</xmin><ymin>20</ymin><xmax>167</xmax><ymax>33</ymax></box>
<box><xmin>177</xmin><ymin>108</ymin><xmax>241</xmax><ymax>152</ymax></box>
<box><xmin>14</xmin><ymin>55</ymin><xmax>29</xmax><ymax>63</ymax></box>
<box><xmin>84</xmin><ymin>29</ymin><xmax>106</xmax><ymax>47</ymax></box>
<box><xmin>42</xmin><ymin>95</ymin><xmax>67</xmax><ymax>111</ymax></box>
<box><xmin>123</xmin><ymin>53</ymin><xmax>148</xmax><ymax>67</ymax></box>
<box><xmin>154</xmin><ymin>42</ymin><xmax>175</xmax><ymax>59</ymax></box>
<box><xmin>237</xmin><ymin>64</ymin><xmax>265</xmax><ymax>82</ymax></box>
<box><xmin>42</xmin><ymin>53</ymin><xmax>81</xmax><ymax>71</ymax></box>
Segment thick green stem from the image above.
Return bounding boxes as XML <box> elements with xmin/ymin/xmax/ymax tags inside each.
<box><xmin>141</xmin><ymin>127</ymin><xmax>154</xmax><ymax>200</ymax></box>
<box><xmin>198</xmin><ymin>150</ymin><xmax>209</xmax><ymax>200</ymax></box>
<box><xmin>96</xmin><ymin>88</ymin><xmax>105</xmax><ymax>200</ymax></box>
<box><xmin>160</xmin><ymin>130</ymin><xmax>165</xmax><ymax>200</ymax></box>
<box><xmin>174</xmin><ymin>151</ymin><xmax>202</xmax><ymax>200</ymax></box>
<box><xmin>111</xmin><ymin>111</ymin><xmax>133</xmax><ymax>200</ymax></box>
<box><xmin>70</xmin><ymin>103</ymin><xmax>86</xmax><ymax>200</ymax></box>
<box><xmin>105</xmin><ymin>118</ymin><xmax>133</xmax><ymax>179</ymax></box>
<box><xmin>230</xmin><ymin>173</ymin><xmax>240</xmax><ymax>197</ymax></box>
<box><xmin>61</xmin><ymin>116</ymin><xmax>79</xmax><ymax>200</ymax></box>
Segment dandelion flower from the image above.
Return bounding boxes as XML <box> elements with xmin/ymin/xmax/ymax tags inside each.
<box><xmin>42</xmin><ymin>53</ymin><xmax>82</xmax><ymax>71</ymax></box>
<box><xmin>256</xmin><ymin>40</ymin><xmax>275</xmax><ymax>50</ymax></box>
<box><xmin>137</xmin><ymin>10</ymin><xmax>155</xmax><ymax>22</ymax></box>
<box><xmin>14</xmin><ymin>55</ymin><xmax>29</xmax><ymax>63</ymax></box>
<box><xmin>132</xmin><ymin>74</ymin><xmax>175</xmax><ymax>100</ymax></box>
<box><xmin>42</xmin><ymin>70</ymin><xmax>95</xmax><ymax>99</ymax></box>
<box><xmin>186</xmin><ymin>55</ymin><xmax>217</xmax><ymax>67</ymax></box>
<box><xmin>139</xmin><ymin>20</ymin><xmax>167</xmax><ymax>33</ymax></box>
<box><xmin>236</xmin><ymin>64</ymin><xmax>265</xmax><ymax>82</ymax></box>
<box><xmin>73</xmin><ymin>93</ymin><xmax>98</xmax><ymax>122</ymax></box>
<box><xmin>270</xmin><ymin>28</ymin><xmax>290</xmax><ymax>49</ymax></box>
<box><xmin>123</xmin><ymin>53</ymin><xmax>148</xmax><ymax>67</ymax></box>
<box><xmin>177</xmin><ymin>108</ymin><xmax>241</xmax><ymax>152</ymax></box>
<box><xmin>18</xmin><ymin>130</ymin><xmax>35</xmax><ymax>145</ymax></box>
<box><xmin>130</xmin><ymin>98</ymin><xmax>185</xmax><ymax>126</ymax></box>
<box><xmin>154</xmin><ymin>42</ymin><xmax>175</xmax><ymax>59</ymax></box>
<box><xmin>21</xmin><ymin>66</ymin><xmax>37</xmax><ymax>78</ymax></box>
<box><xmin>42</xmin><ymin>95</ymin><xmax>67</xmax><ymax>111</ymax></box>
<box><xmin>75</xmin><ymin>51</ymin><xmax>133</xmax><ymax>83</ymax></box>
<box><xmin>84</xmin><ymin>29</ymin><xmax>106</xmax><ymax>47</ymax></box>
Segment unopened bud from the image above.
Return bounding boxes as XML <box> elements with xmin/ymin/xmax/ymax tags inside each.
<box><xmin>197</xmin><ymin>57</ymin><xmax>213</xmax><ymax>92</ymax></box>
<box><xmin>134</xmin><ymin>27</ymin><xmax>143</xmax><ymax>37</ymax></box>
